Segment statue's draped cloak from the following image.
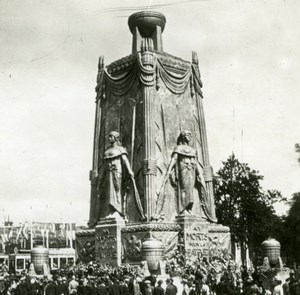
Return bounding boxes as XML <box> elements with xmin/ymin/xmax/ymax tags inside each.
<box><xmin>172</xmin><ymin>145</ymin><xmax>197</xmax><ymax>213</ymax></box>
<box><xmin>101</xmin><ymin>146</ymin><xmax>128</xmax><ymax>215</ymax></box>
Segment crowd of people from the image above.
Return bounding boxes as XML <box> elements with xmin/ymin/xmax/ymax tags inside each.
<box><xmin>0</xmin><ymin>260</ymin><xmax>298</xmax><ymax>295</ymax></box>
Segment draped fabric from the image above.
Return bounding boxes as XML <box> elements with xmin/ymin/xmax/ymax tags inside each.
<box><xmin>200</xmin><ymin>189</ymin><xmax>217</xmax><ymax>223</ymax></box>
<box><xmin>104</xmin><ymin>60</ymin><xmax>139</xmax><ymax>97</ymax></box>
<box><xmin>137</xmin><ymin>53</ymin><xmax>156</xmax><ymax>86</ymax></box>
<box><xmin>157</xmin><ymin>58</ymin><xmax>191</xmax><ymax>94</ymax></box>
<box><xmin>101</xmin><ymin>53</ymin><xmax>203</xmax><ymax>97</ymax></box>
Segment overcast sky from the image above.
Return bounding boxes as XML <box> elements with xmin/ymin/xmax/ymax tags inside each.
<box><xmin>1</xmin><ymin>0</ymin><xmax>299</xmax><ymax>224</ymax></box>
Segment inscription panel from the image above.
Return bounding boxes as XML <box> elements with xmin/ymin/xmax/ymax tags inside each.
<box><xmin>184</xmin><ymin>223</ymin><xmax>209</xmax><ymax>260</ymax></box>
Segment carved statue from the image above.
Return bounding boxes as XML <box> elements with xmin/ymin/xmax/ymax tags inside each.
<box><xmin>97</xmin><ymin>131</ymin><xmax>145</xmax><ymax>220</ymax></box>
<box><xmin>156</xmin><ymin>130</ymin><xmax>207</xmax><ymax>216</ymax></box>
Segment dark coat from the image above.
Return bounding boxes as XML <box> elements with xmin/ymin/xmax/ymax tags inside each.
<box><xmin>28</xmin><ymin>282</ymin><xmax>42</xmax><ymax>295</ymax></box>
<box><xmin>97</xmin><ymin>285</ymin><xmax>109</xmax><ymax>295</ymax></box>
<box><xmin>121</xmin><ymin>284</ymin><xmax>130</xmax><ymax>295</ymax></box>
<box><xmin>153</xmin><ymin>286</ymin><xmax>165</xmax><ymax>295</ymax></box>
<box><xmin>78</xmin><ymin>285</ymin><xmax>91</xmax><ymax>295</ymax></box>
<box><xmin>165</xmin><ymin>285</ymin><xmax>177</xmax><ymax>295</ymax></box>
<box><xmin>89</xmin><ymin>285</ymin><xmax>97</xmax><ymax>295</ymax></box>
<box><xmin>45</xmin><ymin>282</ymin><xmax>57</xmax><ymax>295</ymax></box>
<box><xmin>15</xmin><ymin>283</ymin><xmax>29</xmax><ymax>295</ymax></box>
<box><xmin>57</xmin><ymin>283</ymin><xmax>70</xmax><ymax>295</ymax></box>
<box><xmin>109</xmin><ymin>284</ymin><xmax>122</xmax><ymax>295</ymax></box>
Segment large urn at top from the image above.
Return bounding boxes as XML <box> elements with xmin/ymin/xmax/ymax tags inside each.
<box><xmin>261</xmin><ymin>238</ymin><xmax>281</xmax><ymax>266</ymax></box>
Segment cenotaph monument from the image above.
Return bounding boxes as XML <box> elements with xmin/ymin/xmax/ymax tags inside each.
<box><xmin>76</xmin><ymin>11</ymin><xmax>230</xmax><ymax>270</ymax></box>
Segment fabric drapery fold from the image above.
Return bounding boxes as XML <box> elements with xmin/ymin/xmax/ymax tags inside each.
<box><xmin>157</xmin><ymin>58</ymin><xmax>192</xmax><ymax>94</ymax></box>
<box><xmin>104</xmin><ymin>60</ymin><xmax>139</xmax><ymax>96</ymax></box>
<box><xmin>101</xmin><ymin>55</ymin><xmax>203</xmax><ymax>98</ymax></box>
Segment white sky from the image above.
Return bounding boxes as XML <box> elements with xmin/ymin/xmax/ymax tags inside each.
<box><xmin>0</xmin><ymin>0</ymin><xmax>299</xmax><ymax>224</ymax></box>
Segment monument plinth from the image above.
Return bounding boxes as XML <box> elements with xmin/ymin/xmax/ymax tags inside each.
<box><xmin>76</xmin><ymin>11</ymin><xmax>230</xmax><ymax>268</ymax></box>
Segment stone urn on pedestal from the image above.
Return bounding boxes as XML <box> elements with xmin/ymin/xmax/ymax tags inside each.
<box><xmin>141</xmin><ymin>237</ymin><xmax>165</xmax><ymax>274</ymax></box>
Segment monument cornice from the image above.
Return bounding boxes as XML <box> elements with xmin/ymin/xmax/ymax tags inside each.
<box><xmin>122</xmin><ymin>223</ymin><xmax>181</xmax><ymax>233</ymax></box>
<box><xmin>105</xmin><ymin>51</ymin><xmax>192</xmax><ymax>76</ymax></box>
<box><xmin>76</xmin><ymin>229</ymin><xmax>95</xmax><ymax>237</ymax></box>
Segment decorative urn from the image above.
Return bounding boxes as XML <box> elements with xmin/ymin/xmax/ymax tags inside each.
<box><xmin>31</xmin><ymin>245</ymin><xmax>49</xmax><ymax>274</ymax></box>
<box><xmin>141</xmin><ymin>238</ymin><xmax>164</xmax><ymax>271</ymax></box>
<box><xmin>261</xmin><ymin>238</ymin><xmax>280</xmax><ymax>266</ymax></box>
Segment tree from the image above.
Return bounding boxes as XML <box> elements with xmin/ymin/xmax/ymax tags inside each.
<box><xmin>284</xmin><ymin>192</ymin><xmax>300</xmax><ymax>264</ymax></box>
<box><xmin>214</xmin><ymin>154</ymin><xmax>284</xmax><ymax>265</ymax></box>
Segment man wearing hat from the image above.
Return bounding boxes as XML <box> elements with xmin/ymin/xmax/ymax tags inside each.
<box><xmin>144</xmin><ymin>280</ymin><xmax>154</xmax><ymax>295</ymax></box>
<box><xmin>57</xmin><ymin>276</ymin><xmax>69</xmax><ymax>295</ymax></box>
<box><xmin>153</xmin><ymin>280</ymin><xmax>164</xmax><ymax>295</ymax></box>
<box><xmin>15</xmin><ymin>276</ymin><xmax>29</xmax><ymax>295</ymax></box>
<box><xmin>45</xmin><ymin>275</ymin><xmax>58</xmax><ymax>295</ymax></box>
<box><xmin>97</xmin><ymin>279</ymin><xmax>108</xmax><ymax>295</ymax></box>
<box><xmin>165</xmin><ymin>279</ymin><xmax>177</xmax><ymax>295</ymax></box>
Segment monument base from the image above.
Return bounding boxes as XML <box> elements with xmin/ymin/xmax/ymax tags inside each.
<box><xmin>76</xmin><ymin>218</ymin><xmax>231</xmax><ymax>268</ymax></box>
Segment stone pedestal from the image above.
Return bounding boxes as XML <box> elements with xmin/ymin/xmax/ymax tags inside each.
<box><xmin>175</xmin><ymin>215</ymin><xmax>231</xmax><ymax>262</ymax></box>
<box><xmin>207</xmin><ymin>223</ymin><xmax>231</xmax><ymax>258</ymax></box>
<box><xmin>95</xmin><ymin>216</ymin><xmax>125</xmax><ymax>266</ymax></box>
<box><xmin>176</xmin><ymin>215</ymin><xmax>210</xmax><ymax>261</ymax></box>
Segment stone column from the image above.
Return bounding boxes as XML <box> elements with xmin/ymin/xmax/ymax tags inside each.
<box><xmin>140</xmin><ymin>39</ymin><xmax>157</xmax><ymax>221</ymax></box>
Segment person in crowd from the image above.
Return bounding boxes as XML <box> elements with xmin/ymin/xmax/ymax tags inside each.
<box><xmin>170</xmin><ymin>279</ymin><xmax>177</xmax><ymax>295</ymax></box>
<box><xmin>97</xmin><ymin>279</ymin><xmax>108</xmax><ymax>295</ymax></box>
<box><xmin>153</xmin><ymin>280</ymin><xmax>164</xmax><ymax>295</ymax></box>
<box><xmin>15</xmin><ymin>277</ymin><xmax>28</xmax><ymax>295</ymax></box>
<box><xmin>130</xmin><ymin>275</ymin><xmax>142</xmax><ymax>295</ymax></box>
<box><xmin>166</xmin><ymin>279</ymin><xmax>177</xmax><ymax>295</ymax></box>
<box><xmin>121</xmin><ymin>279</ymin><xmax>130</xmax><ymax>295</ymax></box>
<box><xmin>69</xmin><ymin>275</ymin><xmax>79</xmax><ymax>295</ymax></box>
<box><xmin>250</xmin><ymin>280</ymin><xmax>262</xmax><ymax>295</ymax></box>
<box><xmin>215</xmin><ymin>277</ymin><xmax>227</xmax><ymax>295</ymax></box>
<box><xmin>44</xmin><ymin>275</ymin><xmax>57</xmax><ymax>295</ymax></box>
<box><xmin>88</xmin><ymin>278</ymin><xmax>97</xmax><ymax>295</ymax></box>
<box><xmin>56</xmin><ymin>276</ymin><xmax>70</xmax><ymax>295</ymax></box>
<box><xmin>144</xmin><ymin>281</ymin><xmax>154</xmax><ymax>295</ymax></box>
<box><xmin>189</xmin><ymin>283</ymin><xmax>197</xmax><ymax>295</ymax></box>
<box><xmin>144</xmin><ymin>274</ymin><xmax>157</xmax><ymax>288</ymax></box>
<box><xmin>273</xmin><ymin>280</ymin><xmax>283</xmax><ymax>295</ymax></box>
<box><xmin>109</xmin><ymin>278</ymin><xmax>122</xmax><ymax>295</ymax></box>
<box><xmin>181</xmin><ymin>279</ymin><xmax>189</xmax><ymax>295</ymax></box>
<box><xmin>201</xmin><ymin>279</ymin><xmax>210</xmax><ymax>295</ymax></box>
<box><xmin>282</xmin><ymin>278</ymin><xmax>290</xmax><ymax>295</ymax></box>
<box><xmin>195</xmin><ymin>266</ymin><xmax>204</xmax><ymax>295</ymax></box>
<box><xmin>28</xmin><ymin>277</ymin><xmax>41</xmax><ymax>295</ymax></box>
<box><xmin>78</xmin><ymin>278</ymin><xmax>90</xmax><ymax>295</ymax></box>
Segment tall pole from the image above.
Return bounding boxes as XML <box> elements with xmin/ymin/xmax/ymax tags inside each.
<box><xmin>30</xmin><ymin>206</ymin><xmax>33</xmax><ymax>249</ymax></box>
<box><xmin>140</xmin><ymin>39</ymin><xmax>157</xmax><ymax>221</ymax></box>
<box><xmin>3</xmin><ymin>210</ymin><xmax>5</xmax><ymax>253</ymax></box>
<box><xmin>89</xmin><ymin>56</ymin><xmax>104</xmax><ymax>226</ymax></box>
